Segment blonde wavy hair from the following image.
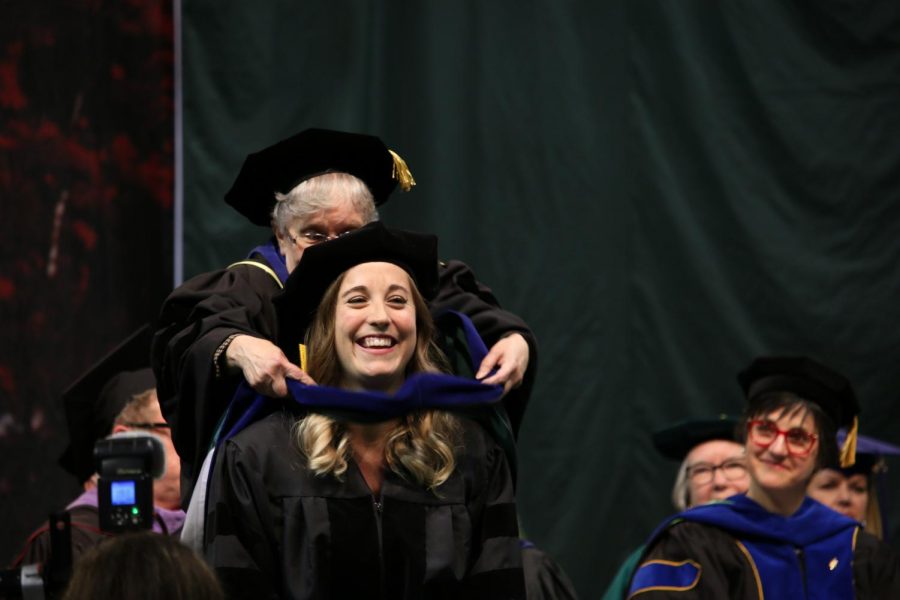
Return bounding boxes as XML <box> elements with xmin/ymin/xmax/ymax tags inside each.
<box><xmin>293</xmin><ymin>269</ymin><xmax>460</xmax><ymax>491</ymax></box>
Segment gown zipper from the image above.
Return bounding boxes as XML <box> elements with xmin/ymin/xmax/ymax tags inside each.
<box><xmin>795</xmin><ymin>546</ymin><xmax>807</xmax><ymax>598</ymax></box>
<box><xmin>373</xmin><ymin>494</ymin><xmax>385</xmax><ymax>599</ymax></box>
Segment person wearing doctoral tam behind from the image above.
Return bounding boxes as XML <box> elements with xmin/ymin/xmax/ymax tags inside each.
<box><xmin>202</xmin><ymin>223</ymin><xmax>525</xmax><ymax>599</ymax></box>
<box><xmin>602</xmin><ymin>415</ymin><xmax>748</xmax><ymax>600</ymax></box>
<box><xmin>12</xmin><ymin>327</ymin><xmax>185</xmax><ymax>568</ymax></box>
<box><xmin>152</xmin><ymin>128</ymin><xmax>537</xmax><ymax>507</ymax></box>
<box><xmin>651</xmin><ymin>416</ymin><xmax>748</xmax><ymax>513</ymax></box>
<box><xmin>808</xmin><ymin>431</ymin><xmax>900</xmax><ymax>542</ymax></box>
<box><xmin>627</xmin><ymin>356</ymin><xmax>900</xmax><ymax>599</ymax></box>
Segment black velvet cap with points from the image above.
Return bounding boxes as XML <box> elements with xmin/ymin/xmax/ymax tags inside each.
<box><xmin>273</xmin><ymin>222</ymin><xmax>438</xmax><ymax>356</ymax></box>
<box><xmin>225</xmin><ymin>128</ymin><xmax>407</xmax><ymax>226</ymax></box>
<box><xmin>737</xmin><ymin>356</ymin><xmax>860</xmax><ymax>430</ymax></box>
<box><xmin>652</xmin><ymin>415</ymin><xmax>741</xmax><ymax>461</ymax></box>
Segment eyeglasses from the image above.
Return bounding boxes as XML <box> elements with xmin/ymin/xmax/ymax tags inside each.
<box><xmin>288</xmin><ymin>229</ymin><xmax>354</xmax><ymax>246</ymax></box>
<box><xmin>686</xmin><ymin>459</ymin><xmax>748</xmax><ymax>485</ymax></box>
<box><xmin>122</xmin><ymin>422</ymin><xmax>171</xmax><ymax>430</ymax></box>
<box><xmin>747</xmin><ymin>419</ymin><xmax>817</xmax><ymax>456</ymax></box>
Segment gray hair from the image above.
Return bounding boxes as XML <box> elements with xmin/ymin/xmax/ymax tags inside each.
<box><xmin>271</xmin><ymin>172</ymin><xmax>378</xmax><ymax>234</ymax></box>
<box><xmin>671</xmin><ymin>456</ymin><xmax>692</xmax><ymax>511</ymax></box>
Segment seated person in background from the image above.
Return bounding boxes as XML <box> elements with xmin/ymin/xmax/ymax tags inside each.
<box><xmin>602</xmin><ymin>415</ymin><xmax>748</xmax><ymax>599</ymax></box>
<box><xmin>627</xmin><ymin>356</ymin><xmax>900</xmax><ymax>599</ymax></box>
<box><xmin>654</xmin><ymin>415</ymin><xmax>748</xmax><ymax>512</ymax></box>
<box><xmin>203</xmin><ymin>223</ymin><xmax>524</xmax><ymax>598</ymax></box>
<box><xmin>12</xmin><ymin>327</ymin><xmax>184</xmax><ymax>567</ymax></box>
<box><xmin>808</xmin><ymin>431</ymin><xmax>900</xmax><ymax>541</ymax></box>
<box><xmin>153</xmin><ymin>128</ymin><xmax>536</xmax><ymax>504</ymax></box>
<box><xmin>62</xmin><ymin>531</ymin><xmax>222</xmax><ymax>600</ymax></box>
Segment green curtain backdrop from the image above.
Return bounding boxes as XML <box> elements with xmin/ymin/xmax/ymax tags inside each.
<box><xmin>181</xmin><ymin>2</ymin><xmax>900</xmax><ymax>595</ymax></box>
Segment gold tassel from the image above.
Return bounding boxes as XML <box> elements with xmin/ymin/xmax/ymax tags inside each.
<box><xmin>839</xmin><ymin>416</ymin><xmax>858</xmax><ymax>468</ymax></box>
<box><xmin>298</xmin><ymin>343</ymin><xmax>308</xmax><ymax>372</ymax></box>
<box><xmin>389</xmin><ymin>150</ymin><xmax>416</xmax><ymax>191</ymax></box>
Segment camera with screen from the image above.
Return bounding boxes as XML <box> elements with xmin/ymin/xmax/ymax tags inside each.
<box><xmin>94</xmin><ymin>431</ymin><xmax>166</xmax><ymax>532</ymax></box>
<box><xmin>0</xmin><ymin>432</ymin><xmax>166</xmax><ymax>599</ymax></box>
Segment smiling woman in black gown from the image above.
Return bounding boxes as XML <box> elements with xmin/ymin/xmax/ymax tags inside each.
<box><xmin>202</xmin><ymin>224</ymin><xmax>524</xmax><ymax>600</ymax></box>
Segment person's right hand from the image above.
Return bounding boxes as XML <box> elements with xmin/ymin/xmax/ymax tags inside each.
<box><xmin>225</xmin><ymin>335</ymin><xmax>315</xmax><ymax>397</ymax></box>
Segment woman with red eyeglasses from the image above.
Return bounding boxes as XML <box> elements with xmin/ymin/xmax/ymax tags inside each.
<box><xmin>626</xmin><ymin>356</ymin><xmax>900</xmax><ymax>599</ymax></box>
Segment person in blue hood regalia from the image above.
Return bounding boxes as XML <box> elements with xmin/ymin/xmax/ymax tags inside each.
<box><xmin>201</xmin><ymin>223</ymin><xmax>525</xmax><ymax>599</ymax></box>
<box><xmin>627</xmin><ymin>356</ymin><xmax>900</xmax><ymax>599</ymax></box>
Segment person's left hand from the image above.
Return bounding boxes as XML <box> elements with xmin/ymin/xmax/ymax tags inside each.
<box><xmin>475</xmin><ymin>333</ymin><xmax>530</xmax><ymax>396</ymax></box>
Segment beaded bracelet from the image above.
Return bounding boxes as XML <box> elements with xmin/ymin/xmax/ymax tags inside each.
<box><xmin>212</xmin><ymin>333</ymin><xmax>241</xmax><ymax>378</ymax></box>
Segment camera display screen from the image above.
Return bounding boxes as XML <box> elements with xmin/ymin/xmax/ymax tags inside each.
<box><xmin>111</xmin><ymin>480</ymin><xmax>136</xmax><ymax>506</ymax></box>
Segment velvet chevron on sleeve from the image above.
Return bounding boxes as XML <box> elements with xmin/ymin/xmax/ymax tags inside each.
<box><xmin>628</xmin><ymin>496</ymin><xmax>900</xmax><ymax>600</ymax></box>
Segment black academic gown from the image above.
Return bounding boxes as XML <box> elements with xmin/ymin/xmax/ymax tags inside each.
<box><xmin>203</xmin><ymin>407</ymin><xmax>525</xmax><ymax>600</ymax></box>
<box><xmin>14</xmin><ymin>505</ymin><xmax>110</xmax><ymax>568</ymax></box>
<box><xmin>628</xmin><ymin>495</ymin><xmax>900</xmax><ymax>599</ymax></box>
<box><xmin>14</xmin><ymin>490</ymin><xmax>185</xmax><ymax>567</ymax></box>
<box><xmin>521</xmin><ymin>542</ymin><xmax>580</xmax><ymax>600</ymax></box>
<box><xmin>152</xmin><ymin>247</ymin><xmax>536</xmax><ymax>502</ymax></box>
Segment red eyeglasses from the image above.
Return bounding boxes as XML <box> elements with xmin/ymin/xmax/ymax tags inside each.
<box><xmin>747</xmin><ymin>420</ymin><xmax>818</xmax><ymax>456</ymax></box>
